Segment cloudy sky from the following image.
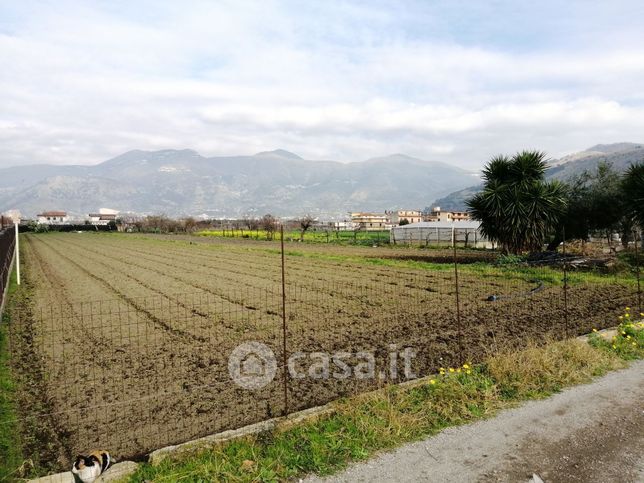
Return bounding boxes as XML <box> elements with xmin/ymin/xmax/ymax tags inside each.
<box><xmin>1</xmin><ymin>0</ymin><xmax>643</xmax><ymax>169</ymax></box>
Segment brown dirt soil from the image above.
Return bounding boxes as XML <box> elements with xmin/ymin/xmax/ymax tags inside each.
<box><xmin>6</xmin><ymin>233</ymin><xmax>639</xmax><ymax>472</ymax></box>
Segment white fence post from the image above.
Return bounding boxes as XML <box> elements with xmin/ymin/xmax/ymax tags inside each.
<box><xmin>15</xmin><ymin>222</ymin><xmax>20</xmax><ymax>285</ymax></box>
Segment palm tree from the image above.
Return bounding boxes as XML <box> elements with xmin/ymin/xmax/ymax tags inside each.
<box><xmin>467</xmin><ymin>151</ymin><xmax>567</xmax><ymax>254</ymax></box>
<box><xmin>623</xmin><ymin>162</ymin><xmax>644</xmax><ymax>229</ymax></box>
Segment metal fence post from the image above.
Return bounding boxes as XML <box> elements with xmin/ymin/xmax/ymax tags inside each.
<box><xmin>15</xmin><ymin>222</ymin><xmax>20</xmax><ymax>286</ymax></box>
<box><xmin>453</xmin><ymin>242</ymin><xmax>463</xmax><ymax>362</ymax></box>
<box><xmin>562</xmin><ymin>228</ymin><xmax>569</xmax><ymax>338</ymax></box>
<box><xmin>280</xmin><ymin>224</ymin><xmax>289</xmax><ymax>416</ymax></box>
<box><xmin>635</xmin><ymin>230</ymin><xmax>642</xmax><ymax>314</ymax></box>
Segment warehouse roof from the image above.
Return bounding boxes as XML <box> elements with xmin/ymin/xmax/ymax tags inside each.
<box><xmin>393</xmin><ymin>220</ymin><xmax>481</xmax><ymax>230</ymax></box>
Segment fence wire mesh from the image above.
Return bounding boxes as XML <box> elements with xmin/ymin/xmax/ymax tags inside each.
<box><xmin>0</xmin><ymin>231</ymin><xmax>641</xmax><ymax>475</ymax></box>
<box><xmin>0</xmin><ymin>227</ymin><xmax>16</xmax><ymax>312</ymax></box>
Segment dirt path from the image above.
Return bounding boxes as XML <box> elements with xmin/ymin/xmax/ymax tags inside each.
<box><xmin>307</xmin><ymin>360</ymin><xmax>644</xmax><ymax>483</ymax></box>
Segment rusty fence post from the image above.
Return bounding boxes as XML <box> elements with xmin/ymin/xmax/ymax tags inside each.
<box><xmin>280</xmin><ymin>224</ymin><xmax>289</xmax><ymax>416</ymax></box>
<box><xmin>453</xmin><ymin>242</ymin><xmax>463</xmax><ymax>363</ymax></box>
<box><xmin>635</xmin><ymin>230</ymin><xmax>642</xmax><ymax>315</ymax></box>
<box><xmin>562</xmin><ymin>228</ymin><xmax>569</xmax><ymax>338</ymax></box>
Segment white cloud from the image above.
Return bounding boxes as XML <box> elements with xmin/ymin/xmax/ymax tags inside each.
<box><xmin>0</xmin><ymin>1</ymin><xmax>643</xmax><ymax>169</ymax></box>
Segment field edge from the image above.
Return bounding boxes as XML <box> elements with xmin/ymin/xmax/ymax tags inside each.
<box><xmin>128</xmin><ymin>321</ymin><xmax>642</xmax><ymax>482</ymax></box>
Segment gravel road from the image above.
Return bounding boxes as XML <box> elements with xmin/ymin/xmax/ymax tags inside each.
<box><xmin>306</xmin><ymin>360</ymin><xmax>644</xmax><ymax>483</ymax></box>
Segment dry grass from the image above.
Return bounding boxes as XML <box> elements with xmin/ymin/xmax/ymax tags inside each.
<box><xmin>130</xmin><ymin>332</ymin><xmax>638</xmax><ymax>482</ymax></box>
<box><xmin>487</xmin><ymin>338</ymin><xmax>624</xmax><ymax>400</ymax></box>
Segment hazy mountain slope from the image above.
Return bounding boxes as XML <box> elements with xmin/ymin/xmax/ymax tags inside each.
<box><xmin>0</xmin><ymin>149</ymin><xmax>476</xmax><ymax>218</ymax></box>
<box><xmin>431</xmin><ymin>184</ymin><xmax>483</xmax><ymax>211</ymax></box>
<box><xmin>547</xmin><ymin>143</ymin><xmax>644</xmax><ymax>181</ymax></box>
<box><xmin>433</xmin><ymin>143</ymin><xmax>644</xmax><ymax>211</ymax></box>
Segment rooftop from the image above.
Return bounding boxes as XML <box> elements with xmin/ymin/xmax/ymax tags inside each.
<box><xmin>394</xmin><ymin>220</ymin><xmax>481</xmax><ymax>230</ymax></box>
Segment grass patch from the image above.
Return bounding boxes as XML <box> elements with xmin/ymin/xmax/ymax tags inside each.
<box><xmin>487</xmin><ymin>338</ymin><xmax>624</xmax><ymax>400</ymax></box>
<box><xmin>130</xmin><ymin>329</ymin><xmax>639</xmax><ymax>482</ymax></box>
<box><xmin>588</xmin><ymin>310</ymin><xmax>644</xmax><ymax>360</ymax></box>
<box><xmin>257</xmin><ymin>245</ymin><xmax>632</xmax><ymax>285</ymax></box>
<box><xmin>196</xmin><ymin>229</ymin><xmax>392</xmax><ymax>246</ymax></box>
<box><xmin>0</xmin><ymin>270</ymin><xmax>24</xmax><ymax>481</ymax></box>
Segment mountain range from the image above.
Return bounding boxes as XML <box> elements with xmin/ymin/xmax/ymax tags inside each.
<box><xmin>2</xmin><ymin>143</ymin><xmax>642</xmax><ymax>218</ymax></box>
<box><xmin>0</xmin><ymin>149</ymin><xmax>479</xmax><ymax>218</ymax></box>
<box><xmin>432</xmin><ymin>142</ymin><xmax>644</xmax><ymax>211</ymax></box>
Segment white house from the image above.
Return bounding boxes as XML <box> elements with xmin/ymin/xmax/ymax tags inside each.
<box><xmin>328</xmin><ymin>220</ymin><xmax>357</xmax><ymax>231</ymax></box>
<box><xmin>88</xmin><ymin>208</ymin><xmax>119</xmax><ymax>226</ymax></box>
<box><xmin>88</xmin><ymin>213</ymin><xmax>117</xmax><ymax>225</ymax></box>
<box><xmin>37</xmin><ymin>211</ymin><xmax>69</xmax><ymax>225</ymax></box>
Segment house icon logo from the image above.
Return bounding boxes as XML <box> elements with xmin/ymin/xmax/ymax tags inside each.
<box><xmin>228</xmin><ymin>341</ymin><xmax>277</xmax><ymax>389</ymax></box>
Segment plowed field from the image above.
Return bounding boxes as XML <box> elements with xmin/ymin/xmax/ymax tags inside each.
<box><xmin>9</xmin><ymin>232</ymin><xmax>638</xmax><ymax>469</ymax></box>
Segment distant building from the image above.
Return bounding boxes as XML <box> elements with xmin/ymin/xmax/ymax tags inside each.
<box><xmin>386</xmin><ymin>210</ymin><xmax>423</xmax><ymax>225</ymax></box>
<box><xmin>87</xmin><ymin>208</ymin><xmax>119</xmax><ymax>226</ymax></box>
<box><xmin>447</xmin><ymin>211</ymin><xmax>471</xmax><ymax>222</ymax></box>
<box><xmin>350</xmin><ymin>212</ymin><xmax>388</xmax><ymax>231</ymax></box>
<box><xmin>328</xmin><ymin>220</ymin><xmax>356</xmax><ymax>231</ymax></box>
<box><xmin>98</xmin><ymin>208</ymin><xmax>119</xmax><ymax>216</ymax></box>
<box><xmin>0</xmin><ymin>210</ymin><xmax>21</xmax><ymax>228</ymax></box>
<box><xmin>88</xmin><ymin>213</ymin><xmax>117</xmax><ymax>225</ymax></box>
<box><xmin>423</xmin><ymin>206</ymin><xmax>471</xmax><ymax>223</ymax></box>
<box><xmin>37</xmin><ymin>211</ymin><xmax>68</xmax><ymax>225</ymax></box>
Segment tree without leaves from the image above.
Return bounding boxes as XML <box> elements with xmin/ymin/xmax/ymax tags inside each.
<box><xmin>181</xmin><ymin>217</ymin><xmax>197</xmax><ymax>233</ymax></box>
<box><xmin>144</xmin><ymin>214</ymin><xmax>178</xmax><ymax>233</ymax></box>
<box><xmin>115</xmin><ymin>214</ymin><xmax>143</xmax><ymax>232</ymax></box>
<box><xmin>243</xmin><ymin>217</ymin><xmax>259</xmax><ymax>231</ymax></box>
<box><xmin>261</xmin><ymin>214</ymin><xmax>278</xmax><ymax>240</ymax></box>
<box><xmin>467</xmin><ymin>151</ymin><xmax>567</xmax><ymax>254</ymax></box>
<box><xmin>298</xmin><ymin>215</ymin><xmax>315</xmax><ymax>241</ymax></box>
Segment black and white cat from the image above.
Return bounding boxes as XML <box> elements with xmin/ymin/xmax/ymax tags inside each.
<box><xmin>71</xmin><ymin>450</ymin><xmax>111</xmax><ymax>483</ymax></box>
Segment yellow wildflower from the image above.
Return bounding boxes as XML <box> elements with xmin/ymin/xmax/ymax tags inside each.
<box><xmin>592</xmin><ymin>328</ymin><xmax>598</xmax><ymax>332</ymax></box>
<box><xmin>449</xmin><ymin>368</ymin><xmax>455</xmax><ymax>373</ymax></box>
<box><xmin>429</xmin><ymin>379</ymin><xmax>436</xmax><ymax>385</ymax></box>
<box><xmin>463</xmin><ymin>363</ymin><xmax>470</xmax><ymax>369</ymax></box>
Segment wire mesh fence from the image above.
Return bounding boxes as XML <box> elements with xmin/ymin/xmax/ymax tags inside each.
<box><xmin>1</xmin><ymin>230</ymin><xmax>642</xmax><ymax>475</ymax></box>
<box><xmin>0</xmin><ymin>227</ymin><xmax>16</xmax><ymax>313</ymax></box>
